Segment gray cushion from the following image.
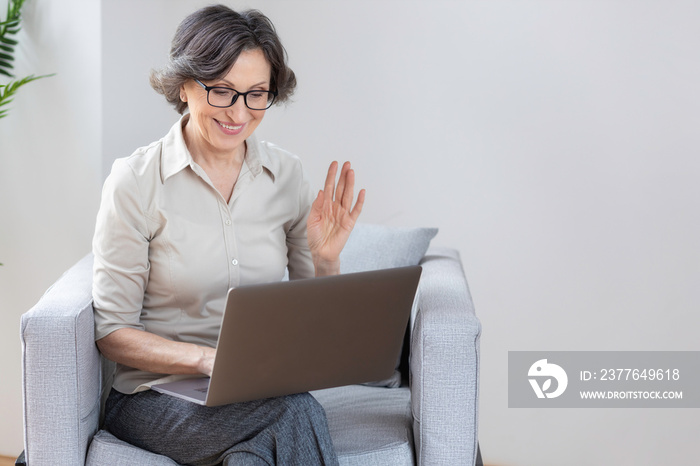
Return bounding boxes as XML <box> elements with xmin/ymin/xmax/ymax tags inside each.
<box><xmin>87</xmin><ymin>430</ymin><xmax>178</xmax><ymax>465</ymax></box>
<box><xmin>340</xmin><ymin>223</ymin><xmax>438</xmax><ymax>387</ymax></box>
<box><xmin>312</xmin><ymin>385</ymin><xmax>414</xmax><ymax>465</ymax></box>
<box><xmin>340</xmin><ymin>223</ymin><xmax>438</xmax><ymax>274</ymax></box>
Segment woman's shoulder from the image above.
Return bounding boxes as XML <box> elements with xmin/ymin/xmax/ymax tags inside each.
<box><xmin>102</xmin><ymin>138</ymin><xmax>167</xmax><ymax>203</ymax></box>
<box><xmin>115</xmin><ymin>139</ymin><xmax>165</xmax><ymax>176</ymax></box>
<box><xmin>107</xmin><ymin>118</ymin><xmax>186</xmax><ymax>182</ymax></box>
<box><xmin>255</xmin><ymin>139</ymin><xmax>306</xmax><ymax>179</ymax></box>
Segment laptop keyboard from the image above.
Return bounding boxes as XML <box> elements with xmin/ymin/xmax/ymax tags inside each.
<box><xmin>194</xmin><ymin>387</ymin><xmax>208</xmax><ymax>394</ymax></box>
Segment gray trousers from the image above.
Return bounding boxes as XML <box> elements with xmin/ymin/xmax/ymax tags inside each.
<box><xmin>104</xmin><ymin>389</ymin><xmax>339</xmax><ymax>466</ymax></box>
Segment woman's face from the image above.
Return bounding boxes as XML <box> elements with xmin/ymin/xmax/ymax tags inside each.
<box><xmin>181</xmin><ymin>48</ymin><xmax>272</xmax><ymax>159</ymax></box>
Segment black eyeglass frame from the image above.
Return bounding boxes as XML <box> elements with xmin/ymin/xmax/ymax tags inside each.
<box><xmin>194</xmin><ymin>79</ymin><xmax>278</xmax><ymax>110</ymax></box>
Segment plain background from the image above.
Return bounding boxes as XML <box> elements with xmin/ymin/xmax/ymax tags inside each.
<box><xmin>1</xmin><ymin>0</ymin><xmax>699</xmax><ymax>464</ymax></box>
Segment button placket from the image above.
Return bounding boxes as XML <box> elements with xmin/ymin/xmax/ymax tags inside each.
<box><xmin>220</xmin><ymin>203</ymin><xmax>239</xmax><ymax>288</ymax></box>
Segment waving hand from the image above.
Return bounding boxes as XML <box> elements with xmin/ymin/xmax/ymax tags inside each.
<box><xmin>307</xmin><ymin>161</ymin><xmax>365</xmax><ymax>276</ymax></box>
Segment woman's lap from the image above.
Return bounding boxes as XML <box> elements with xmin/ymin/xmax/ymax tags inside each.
<box><xmin>103</xmin><ymin>388</ymin><xmax>338</xmax><ymax>466</ymax></box>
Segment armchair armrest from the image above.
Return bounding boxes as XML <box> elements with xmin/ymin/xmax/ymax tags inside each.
<box><xmin>20</xmin><ymin>254</ymin><xmax>101</xmax><ymax>465</ymax></box>
<box><xmin>410</xmin><ymin>247</ymin><xmax>481</xmax><ymax>465</ymax></box>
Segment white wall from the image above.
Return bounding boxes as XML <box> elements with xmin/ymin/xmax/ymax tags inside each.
<box><xmin>3</xmin><ymin>0</ymin><xmax>699</xmax><ymax>463</ymax></box>
<box><xmin>0</xmin><ymin>0</ymin><xmax>102</xmax><ymax>456</ymax></box>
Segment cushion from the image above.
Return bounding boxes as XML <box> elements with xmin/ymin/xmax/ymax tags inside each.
<box><xmin>87</xmin><ymin>430</ymin><xmax>178</xmax><ymax>465</ymax></box>
<box><xmin>340</xmin><ymin>223</ymin><xmax>438</xmax><ymax>274</ymax></box>
<box><xmin>312</xmin><ymin>385</ymin><xmax>414</xmax><ymax>466</ymax></box>
<box><xmin>340</xmin><ymin>223</ymin><xmax>438</xmax><ymax>387</ymax></box>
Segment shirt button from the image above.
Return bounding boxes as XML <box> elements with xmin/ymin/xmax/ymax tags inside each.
<box><xmin>232</xmin><ymin>259</ymin><xmax>238</xmax><ymax>266</ymax></box>
<box><xmin>225</xmin><ymin>219</ymin><xmax>232</xmax><ymax>225</ymax></box>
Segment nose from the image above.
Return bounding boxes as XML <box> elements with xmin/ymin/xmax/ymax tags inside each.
<box><xmin>226</xmin><ymin>95</ymin><xmax>251</xmax><ymax>122</ymax></box>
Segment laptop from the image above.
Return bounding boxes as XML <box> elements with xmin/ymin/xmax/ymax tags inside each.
<box><xmin>152</xmin><ymin>265</ymin><xmax>422</xmax><ymax>406</ymax></box>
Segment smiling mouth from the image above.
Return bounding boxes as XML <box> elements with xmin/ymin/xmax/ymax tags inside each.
<box><xmin>217</xmin><ymin>120</ymin><xmax>244</xmax><ymax>131</ymax></box>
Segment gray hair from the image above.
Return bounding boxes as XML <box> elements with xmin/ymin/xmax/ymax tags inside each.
<box><xmin>150</xmin><ymin>5</ymin><xmax>296</xmax><ymax>114</ymax></box>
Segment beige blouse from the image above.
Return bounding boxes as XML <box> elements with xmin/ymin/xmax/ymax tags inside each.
<box><xmin>92</xmin><ymin>115</ymin><xmax>315</xmax><ymax>393</ymax></box>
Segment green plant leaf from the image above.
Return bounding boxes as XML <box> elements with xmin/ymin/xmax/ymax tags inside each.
<box><xmin>0</xmin><ymin>37</ymin><xmax>18</xmax><ymax>45</ymax></box>
<box><xmin>0</xmin><ymin>0</ymin><xmax>53</xmax><ymax>120</ymax></box>
<box><xmin>0</xmin><ymin>74</ymin><xmax>54</xmax><ymax>119</ymax></box>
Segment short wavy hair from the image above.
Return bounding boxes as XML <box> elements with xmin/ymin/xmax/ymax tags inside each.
<box><xmin>150</xmin><ymin>5</ymin><xmax>296</xmax><ymax>114</ymax></box>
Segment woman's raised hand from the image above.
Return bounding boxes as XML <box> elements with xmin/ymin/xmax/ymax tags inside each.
<box><xmin>307</xmin><ymin>161</ymin><xmax>365</xmax><ymax>276</ymax></box>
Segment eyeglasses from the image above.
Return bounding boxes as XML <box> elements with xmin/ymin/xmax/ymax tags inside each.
<box><xmin>194</xmin><ymin>79</ymin><xmax>278</xmax><ymax>110</ymax></box>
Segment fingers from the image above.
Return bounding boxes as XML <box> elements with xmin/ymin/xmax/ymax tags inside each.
<box><xmin>325</xmin><ymin>161</ymin><xmax>353</xmax><ymax>201</ymax></box>
<box><xmin>310</xmin><ymin>189</ymin><xmax>325</xmax><ymax>217</ymax></box>
<box><xmin>338</xmin><ymin>162</ymin><xmax>354</xmax><ymax>210</ymax></box>
<box><xmin>323</xmin><ymin>161</ymin><xmax>339</xmax><ymax>201</ymax></box>
<box><xmin>321</xmin><ymin>160</ymin><xmax>364</xmax><ymax>218</ymax></box>
<box><xmin>350</xmin><ymin>188</ymin><xmax>366</xmax><ymax>221</ymax></box>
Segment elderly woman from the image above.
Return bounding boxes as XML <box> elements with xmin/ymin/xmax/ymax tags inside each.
<box><xmin>92</xmin><ymin>5</ymin><xmax>363</xmax><ymax>465</ymax></box>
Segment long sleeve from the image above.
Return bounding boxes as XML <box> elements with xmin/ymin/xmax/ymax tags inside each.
<box><xmin>285</xmin><ymin>164</ymin><xmax>315</xmax><ymax>280</ymax></box>
<box><xmin>92</xmin><ymin>158</ymin><xmax>151</xmax><ymax>340</ymax></box>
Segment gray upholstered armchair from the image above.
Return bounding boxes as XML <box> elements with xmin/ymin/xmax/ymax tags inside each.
<box><xmin>20</xmin><ymin>225</ymin><xmax>481</xmax><ymax>465</ymax></box>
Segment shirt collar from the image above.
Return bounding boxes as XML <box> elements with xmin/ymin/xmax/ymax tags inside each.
<box><xmin>160</xmin><ymin>114</ymin><xmax>277</xmax><ymax>183</ymax></box>
<box><xmin>244</xmin><ymin>130</ymin><xmax>276</xmax><ymax>181</ymax></box>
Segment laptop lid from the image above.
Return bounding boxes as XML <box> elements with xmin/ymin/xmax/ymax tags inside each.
<box><xmin>196</xmin><ymin>265</ymin><xmax>422</xmax><ymax>406</ymax></box>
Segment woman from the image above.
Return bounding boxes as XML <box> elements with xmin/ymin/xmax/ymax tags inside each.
<box><xmin>92</xmin><ymin>5</ymin><xmax>364</xmax><ymax>465</ymax></box>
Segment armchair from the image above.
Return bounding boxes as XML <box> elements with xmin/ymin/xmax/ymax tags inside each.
<box><xmin>21</xmin><ymin>226</ymin><xmax>481</xmax><ymax>465</ymax></box>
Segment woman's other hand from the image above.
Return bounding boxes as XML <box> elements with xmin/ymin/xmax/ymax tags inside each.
<box><xmin>197</xmin><ymin>346</ymin><xmax>217</xmax><ymax>377</ymax></box>
<box><xmin>307</xmin><ymin>161</ymin><xmax>365</xmax><ymax>276</ymax></box>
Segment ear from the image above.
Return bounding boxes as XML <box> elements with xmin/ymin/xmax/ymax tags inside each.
<box><xmin>180</xmin><ymin>83</ymin><xmax>188</xmax><ymax>102</ymax></box>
